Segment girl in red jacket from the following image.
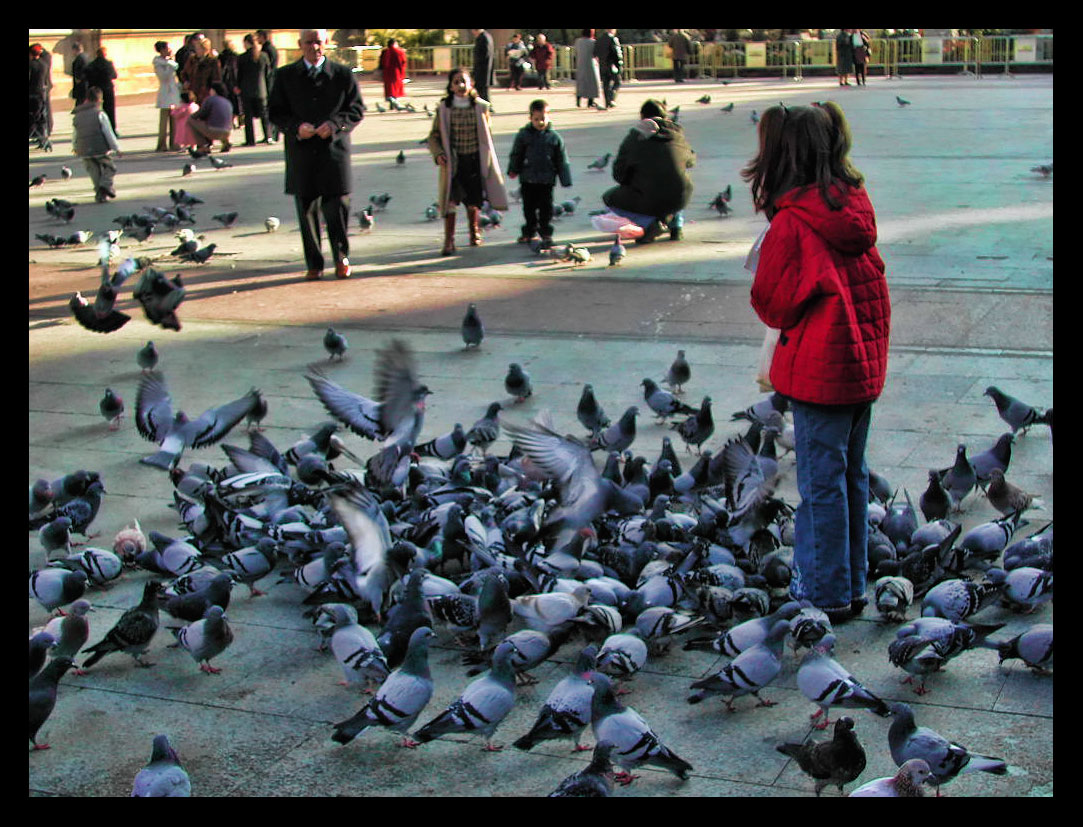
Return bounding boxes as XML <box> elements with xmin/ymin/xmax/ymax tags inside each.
<box><xmin>743</xmin><ymin>102</ymin><xmax>890</xmax><ymax>622</ymax></box>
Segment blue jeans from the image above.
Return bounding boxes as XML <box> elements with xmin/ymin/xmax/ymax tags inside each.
<box><xmin>789</xmin><ymin>399</ymin><xmax>872</xmax><ymax>611</ymax></box>
<box><xmin>608</xmin><ymin>206</ymin><xmax>685</xmax><ymax>230</ymax></box>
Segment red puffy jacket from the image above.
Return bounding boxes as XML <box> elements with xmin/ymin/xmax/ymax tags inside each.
<box><xmin>750</xmin><ymin>183</ymin><xmax>890</xmax><ymax>405</ymax></box>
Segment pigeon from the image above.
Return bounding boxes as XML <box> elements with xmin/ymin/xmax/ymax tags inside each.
<box><xmin>986</xmin><ymin>470</ymin><xmax>1042</xmax><ymax>516</ymax></box>
<box><xmin>60</xmin><ymin>165</ymin><xmax>72</xmax><ymax>179</ymax></box>
<box><xmin>137</xmin><ymin>341</ymin><xmax>160</xmax><ymax>373</ymax></box>
<box><xmin>265</xmin><ymin>216</ymin><xmax>280</xmax><ymax>232</ymax></box>
<box><xmin>1029</xmin><ymin>163</ymin><xmax>1053</xmax><ymax>178</ymax></box>
<box><xmin>683</xmin><ymin>600</ymin><xmax>804</xmax><ymax>657</ymax></box>
<box><xmin>663</xmin><ymin>349</ymin><xmax>691</xmax><ymax>394</ymax></box>
<box><xmin>777</xmin><ymin>716</ymin><xmax>867</xmax><ymax>796</ymax></box>
<box><xmin>415</xmin><ymin>422</ymin><xmax>467</xmax><ymax>461</ymax></box>
<box><xmin>466</xmin><ymin>402</ymin><xmax>503</xmax><ymax>454</ymax></box>
<box><xmin>170</xmin><ymin>189</ymin><xmax>204</xmax><ymax>206</ymax></box>
<box><xmin>957</xmin><ymin>510</ymin><xmax>1027</xmax><ymax>566</ymax></box>
<box><xmin>607</xmin><ymin>235</ymin><xmax>626</xmax><ymax>266</ymax></box>
<box><xmin>323</xmin><ymin>327</ymin><xmax>349</xmax><ymax>361</ymax></box>
<box><xmin>888</xmin><ymin>702</ymin><xmax>1007</xmax><ymax>790</ymax></box>
<box><xmin>939</xmin><ymin>444</ymin><xmax>977</xmax><ymax>510</ymax></box>
<box><xmin>377</xmin><ymin>571</ymin><xmax>436</xmax><ymax>670</ymax></box>
<box><xmin>132</xmin><ymin>267</ymin><xmax>186</xmax><ymax>330</ymax></box>
<box><xmin>99</xmin><ymin>388</ymin><xmax>125</xmax><ymax>430</ymax></box>
<box><xmin>212</xmin><ymin>211</ymin><xmax>239</xmax><ymax>228</ymax></box>
<box><xmin>672</xmin><ymin>396</ymin><xmax>714</xmax><ymax>454</ymax></box>
<box><xmin>187</xmin><ymin>147</ymin><xmax>209</xmax><ymax>159</ymax></box>
<box><xmin>708</xmin><ymin>192</ymin><xmax>733</xmax><ymax>216</ymax></box>
<box><xmin>917</xmin><ymin>469</ymin><xmax>952</xmax><ymax>522</ymax></box>
<box><xmin>688</xmin><ymin>619</ymin><xmax>790</xmax><ymax>710</ymax></box>
<box><xmin>795</xmin><ymin>634</ymin><xmax>891</xmax><ymax>728</ymax></box>
<box><xmin>874</xmin><ymin>576</ymin><xmax>915</xmax><ymax>622</ymax></box>
<box><xmin>332</xmin><ymin>627</ymin><xmax>436</xmax><ymax>747</ymax></box>
<box><xmin>220</xmin><ymin>538</ymin><xmax>279</xmax><ymax>597</ymax></box>
<box><xmin>697</xmin><ymin>94</ymin><xmax>712</xmax><ymax>104</ymax></box>
<box><xmin>424</xmin><ymin>203</ymin><xmax>439</xmax><ymax>220</ymax></box>
<box><xmin>985</xmin><ymin>623</ymin><xmax>1052</xmax><ymax>673</ymax></box>
<box><xmin>306</xmin><ymin>339</ymin><xmax>430</xmax><ymax>443</ymax></box>
<box><xmin>325</xmin><ymin>604</ymin><xmax>390</xmax><ymax>689</ymax></box>
<box><xmin>849</xmin><ymin>758</ymin><xmax>932</xmax><ymax>797</ymax></box>
<box><xmin>135</xmin><ymin>372</ymin><xmax>262</xmax><ymax>470</ymax></box>
<box><xmin>164</xmin><ymin>572</ymin><xmax>233</xmax><ymax>623</ymax></box>
<box><xmin>356</xmin><ymin>206</ymin><xmax>375</xmax><ymax>232</ymax></box>
<box><xmin>1002</xmin><ymin>566</ymin><xmax>1053</xmax><ymax>613</ymax></box>
<box><xmin>587</xmin><ymin>152</ymin><xmax>612</xmax><ymax>170</ymax></box>
<box><xmin>514</xmin><ymin>645</ymin><xmax>599</xmax><ymax>751</ymax></box>
<box><xmin>31</xmin><ymin>174</ymin><xmax>47</xmax><ymax>187</ymax></box>
<box><xmin>505</xmin><ymin>363</ymin><xmax>533</xmax><ymax>403</ymax></box>
<box><xmin>182</xmin><ymin>163</ymin><xmax>196</xmax><ymax>176</ymax></box>
<box><xmin>30</xmin><ymin>568</ymin><xmax>88</xmax><ymax>615</ymax></box>
<box><xmin>131</xmin><ymin>735</ymin><xmax>191</xmax><ymax>796</ymax></box>
<box><xmin>246</xmin><ymin>390</ymin><xmax>268</xmax><ymax>432</ymax></box>
<box><xmin>369</xmin><ymin>192</ymin><xmax>392</xmax><ymax>211</ymax></box>
<box><xmin>641</xmin><ymin>378</ymin><xmax>697</xmax><ymax>422</ymax></box>
<box><xmin>512</xmin><ymin>586</ymin><xmax>591</xmax><ymax>634</ymax></box>
<box><xmin>39</xmin><ymin>599</ymin><xmax>92</xmax><ymax>671</ymax></box>
<box><xmin>576</xmin><ymin>384</ymin><xmax>610</xmax><ymax>436</ymax></box>
<box><xmin>168</xmin><ymin>605</ymin><xmax>234</xmax><ymax>674</ymax></box>
<box><xmin>596</xmin><ymin>631</ymin><xmax>649</xmax><ymax>682</ymax></box>
<box><xmin>181</xmin><ymin>243</ymin><xmax>217</xmax><ymax>264</ymax></box>
<box><xmin>548</xmin><ymin>742</ymin><xmax>616</xmax><ymax>797</ymax></box>
<box><xmin>29</xmin><ymin>631</ymin><xmax>57</xmax><ymax>678</ymax></box>
<box><xmin>461</xmin><ymin>303</ymin><xmax>484</xmax><ymax>348</ymax></box>
<box><xmin>589</xmin><ymin>406</ymin><xmax>639</xmax><ymax>454</ymax></box>
<box><xmin>983</xmin><ymin>386</ymin><xmax>1043</xmax><ymax>435</ymax></box>
<box><xmin>414</xmin><ymin>639</ymin><xmax>520</xmax><ymax>750</ymax></box>
<box><xmin>81</xmin><ymin>580</ymin><xmax>162</xmax><ymax>669</ymax></box>
<box><xmin>750</xmin><ymin>109</ymin><xmax>759</xmax><ymax>124</ymax></box>
<box><xmin>208</xmin><ymin>155</ymin><xmax>232</xmax><ymax>170</ymax></box>
<box><xmin>591</xmin><ymin>672</ymin><xmax>692</xmax><ymax>785</ymax></box>
<box><xmin>29</xmin><ymin>656</ymin><xmax>75</xmax><ymax>750</ymax></box>
<box><xmin>896</xmin><ymin>96</ymin><xmax>911</xmax><ymax>106</ymax></box>
<box><xmin>562</xmin><ymin>244</ymin><xmax>591</xmax><ymax>265</ymax></box>
<box><xmin>69</xmin><ymin>279</ymin><xmax>131</xmax><ymax>334</ymax></box>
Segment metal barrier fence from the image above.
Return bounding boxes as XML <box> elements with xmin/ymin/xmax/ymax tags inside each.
<box><xmin>371</xmin><ymin>35</ymin><xmax>1050</xmax><ymax>84</ymax></box>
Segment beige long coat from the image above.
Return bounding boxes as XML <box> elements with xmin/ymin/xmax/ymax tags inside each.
<box><xmin>427</xmin><ymin>96</ymin><xmax>508</xmax><ymax>216</ymax></box>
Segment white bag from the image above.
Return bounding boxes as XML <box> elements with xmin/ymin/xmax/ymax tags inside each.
<box><xmin>746</xmin><ymin>223</ymin><xmax>777</xmax><ymax>392</ymax></box>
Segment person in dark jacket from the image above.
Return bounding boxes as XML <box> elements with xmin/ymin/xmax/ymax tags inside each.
<box><xmin>595</xmin><ymin>29</ymin><xmax>623</xmax><ymax>108</ymax></box>
<box><xmin>236</xmin><ymin>34</ymin><xmax>272</xmax><ymax>145</ymax></box>
<box><xmin>84</xmin><ymin>46</ymin><xmax>118</xmax><ymax>133</ymax></box>
<box><xmin>602</xmin><ymin>99</ymin><xmax>695</xmax><ymax>242</ymax></box>
<box><xmin>531</xmin><ymin>33</ymin><xmax>555</xmax><ymax>90</ymax></box>
<box><xmin>70</xmin><ymin>41</ymin><xmax>88</xmax><ymax>105</ymax></box>
<box><xmin>72</xmin><ymin>85</ymin><xmax>120</xmax><ymax>201</ymax></box>
<box><xmin>507</xmin><ymin>99</ymin><xmax>572</xmax><ymax>245</ymax></box>
<box><xmin>29</xmin><ymin>45</ymin><xmax>50</xmax><ymax>147</ymax></box>
<box><xmin>188</xmin><ymin>81</ymin><xmax>234</xmax><ymax>151</ymax></box>
<box><xmin>743</xmin><ymin>102</ymin><xmax>890</xmax><ymax>623</ymax></box>
<box><xmin>268</xmin><ymin>28</ymin><xmax>364</xmax><ymax>281</ymax></box>
<box><xmin>835</xmin><ymin>29</ymin><xmax>854</xmax><ymax>86</ymax></box>
<box><xmin>256</xmin><ymin>30</ymin><xmax>279</xmax><ymax>141</ymax></box>
<box><xmin>218</xmin><ymin>39</ymin><xmax>242</xmax><ymax>128</ymax></box>
<box><xmin>471</xmin><ymin>29</ymin><xmax>494</xmax><ymax>103</ymax></box>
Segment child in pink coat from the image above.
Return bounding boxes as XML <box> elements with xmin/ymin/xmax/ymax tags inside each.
<box><xmin>170</xmin><ymin>92</ymin><xmax>199</xmax><ymax>150</ymax></box>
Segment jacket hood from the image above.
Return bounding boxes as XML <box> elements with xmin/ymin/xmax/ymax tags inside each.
<box><xmin>776</xmin><ymin>184</ymin><xmax>877</xmax><ymax>255</ymax></box>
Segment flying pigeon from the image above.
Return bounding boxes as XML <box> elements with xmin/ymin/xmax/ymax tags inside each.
<box><xmin>849</xmin><ymin>758</ymin><xmax>932</xmax><ymax>797</ymax></box>
<box><xmin>888</xmin><ymin>702</ymin><xmax>1007</xmax><ymax>790</ymax></box>
<box><xmin>777</xmin><ymin>716</ymin><xmax>867</xmax><ymax>796</ymax></box>
<box><xmin>135</xmin><ymin>372</ymin><xmax>262</xmax><ymax>470</ymax></box>
<box><xmin>29</xmin><ymin>656</ymin><xmax>75</xmax><ymax>750</ymax></box>
<box><xmin>587</xmin><ymin>152</ymin><xmax>612</xmax><ymax>170</ymax></box>
<box><xmin>131</xmin><ymin>734</ymin><xmax>192</xmax><ymax>796</ymax></box>
<box><xmin>323</xmin><ymin>327</ymin><xmax>349</xmax><ymax>361</ymax></box>
<box><xmin>332</xmin><ymin>627</ymin><xmax>437</xmax><ymax>747</ymax></box>
<box><xmin>81</xmin><ymin>580</ymin><xmax>162</xmax><ymax>669</ymax></box>
<box><xmin>132</xmin><ymin>267</ymin><xmax>186</xmax><ymax>330</ymax></box>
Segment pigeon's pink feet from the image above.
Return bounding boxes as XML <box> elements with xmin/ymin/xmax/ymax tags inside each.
<box><xmin>32</xmin><ymin>743</ymin><xmax>51</xmax><ymax>751</ymax></box>
<box><xmin>482</xmin><ymin>743</ymin><xmax>505</xmax><ymax>752</ymax></box>
<box><xmin>200</xmin><ymin>663</ymin><xmax>222</xmax><ymax>674</ymax></box>
<box><xmin>573</xmin><ymin>743</ymin><xmax>593</xmax><ymax>752</ymax></box>
<box><xmin>399</xmin><ymin>737</ymin><xmax>421</xmax><ymax>749</ymax></box>
<box><xmin>612</xmin><ymin>770</ymin><xmax>639</xmax><ymax>787</ymax></box>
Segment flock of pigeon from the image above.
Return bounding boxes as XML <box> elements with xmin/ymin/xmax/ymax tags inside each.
<box><xmin>29</xmin><ymin>312</ymin><xmax>1051</xmax><ymax>794</ymax></box>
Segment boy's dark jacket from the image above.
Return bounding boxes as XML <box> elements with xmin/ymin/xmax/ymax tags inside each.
<box><xmin>507</xmin><ymin>122</ymin><xmax>572</xmax><ymax>187</ymax></box>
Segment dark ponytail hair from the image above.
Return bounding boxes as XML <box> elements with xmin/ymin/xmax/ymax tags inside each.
<box><xmin>742</xmin><ymin>102</ymin><xmax>863</xmax><ymax>218</ymax></box>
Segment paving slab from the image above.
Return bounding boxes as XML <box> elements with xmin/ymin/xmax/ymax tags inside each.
<box><xmin>30</xmin><ymin>73</ymin><xmax>1052</xmax><ymax>797</ymax></box>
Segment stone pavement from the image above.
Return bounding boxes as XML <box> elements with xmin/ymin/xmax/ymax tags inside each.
<box><xmin>29</xmin><ymin>73</ymin><xmax>1052</xmax><ymax>796</ymax></box>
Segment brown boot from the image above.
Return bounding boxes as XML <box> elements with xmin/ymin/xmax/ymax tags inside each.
<box><xmin>441</xmin><ymin>212</ymin><xmax>456</xmax><ymax>256</ymax></box>
<box><xmin>467</xmin><ymin>206</ymin><xmax>483</xmax><ymax>246</ymax></box>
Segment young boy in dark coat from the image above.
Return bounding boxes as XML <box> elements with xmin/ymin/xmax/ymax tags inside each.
<box><xmin>507</xmin><ymin>99</ymin><xmax>572</xmax><ymax>245</ymax></box>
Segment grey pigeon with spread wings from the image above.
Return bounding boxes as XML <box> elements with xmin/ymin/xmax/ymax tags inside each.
<box><xmin>135</xmin><ymin>371</ymin><xmax>261</xmax><ymax>470</ymax></box>
<box><xmin>131</xmin><ymin>734</ymin><xmax>191</xmax><ymax>796</ymax></box>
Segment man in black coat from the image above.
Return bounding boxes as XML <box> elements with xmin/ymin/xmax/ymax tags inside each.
<box><xmin>84</xmin><ymin>46</ymin><xmax>118</xmax><ymax>133</ymax></box>
<box><xmin>236</xmin><ymin>34</ymin><xmax>272</xmax><ymax>145</ymax></box>
<box><xmin>595</xmin><ymin>29</ymin><xmax>623</xmax><ymax>109</ymax></box>
<box><xmin>268</xmin><ymin>29</ymin><xmax>364</xmax><ymax>281</ymax></box>
<box><xmin>471</xmin><ymin>29</ymin><xmax>494</xmax><ymax>103</ymax></box>
<box><xmin>70</xmin><ymin>41</ymin><xmax>88</xmax><ymax>105</ymax></box>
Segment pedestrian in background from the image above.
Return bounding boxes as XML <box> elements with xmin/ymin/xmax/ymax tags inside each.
<box><xmin>183</xmin><ymin>34</ymin><xmax>221</xmax><ymax>104</ymax></box>
<box><xmin>668</xmin><ymin>29</ymin><xmax>692</xmax><ymax>82</ymax></box>
<box><xmin>84</xmin><ymin>46</ymin><xmax>118</xmax><ymax>133</ymax></box>
<box><xmin>268</xmin><ymin>28</ymin><xmax>364</xmax><ymax>281</ymax></box>
<box><xmin>531</xmin><ymin>33</ymin><xmax>555</xmax><ymax>90</ymax></box>
<box><xmin>256</xmin><ymin>30</ymin><xmax>279</xmax><ymax>141</ymax></box>
<box><xmin>153</xmin><ymin>41</ymin><xmax>181</xmax><ymax>152</ymax></box>
<box><xmin>29</xmin><ymin>44</ymin><xmax>50</xmax><ymax>148</ymax></box>
<box><xmin>835</xmin><ymin>29</ymin><xmax>854</xmax><ymax>86</ymax></box>
<box><xmin>507</xmin><ymin>98</ymin><xmax>572</xmax><ymax>246</ymax></box>
<box><xmin>852</xmin><ymin>29</ymin><xmax>870</xmax><ymax>86</ymax></box>
<box><xmin>595</xmin><ymin>28</ymin><xmax>623</xmax><ymax>108</ymax></box>
<box><xmin>743</xmin><ymin>101</ymin><xmax>890</xmax><ymax>623</ymax></box>
<box><xmin>427</xmin><ymin>67</ymin><xmax>508</xmax><ymax>255</ymax></box>
<box><xmin>72</xmin><ymin>85</ymin><xmax>120</xmax><ymax>202</ymax></box>
<box><xmin>218</xmin><ymin>39</ymin><xmax>242</xmax><ymax>128</ymax></box>
<box><xmin>573</xmin><ymin>29</ymin><xmax>601</xmax><ymax>108</ymax></box>
<box><xmin>236</xmin><ymin>33</ymin><xmax>272</xmax><ymax>145</ymax></box>
<box><xmin>188</xmin><ymin>81</ymin><xmax>234</xmax><ymax>152</ymax></box>
<box><xmin>69</xmin><ymin>41</ymin><xmax>88</xmax><ymax>106</ymax></box>
<box><xmin>170</xmin><ymin>91</ymin><xmax>199</xmax><ymax>151</ymax></box>
<box><xmin>471</xmin><ymin>29</ymin><xmax>494</xmax><ymax>103</ymax></box>
<box><xmin>379</xmin><ymin>37</ymin><xmax>408</xmax><ymax>107</ymax></box>
<box><xmin>505</xmin><ymin>32</ymin><xmax>529</xmax><ymax>90</ymax></box>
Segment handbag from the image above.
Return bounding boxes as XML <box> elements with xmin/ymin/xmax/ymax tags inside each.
<box><xmin>746</xmin><ymin>223</ymin><xmax>777</xmax><ymax>391</ymax></box>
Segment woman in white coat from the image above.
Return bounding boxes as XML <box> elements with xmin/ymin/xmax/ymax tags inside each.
<box><xmin>574</xmin><ymin>29</ymin><xmax>602</xmax><ymax>108</ymax></box>
<box><xmin>153</xmin><ymin>41</ymin><xmax>181</xmax><ymax>152</ymax></box>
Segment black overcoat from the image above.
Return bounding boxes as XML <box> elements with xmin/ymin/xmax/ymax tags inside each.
<box><xmin>268</xmin><ymin>58</ymin><xmax>364</xmax><ymax>197</ymax></box>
